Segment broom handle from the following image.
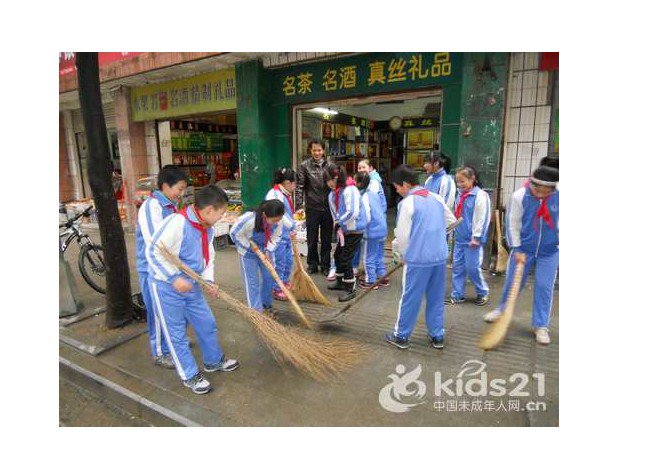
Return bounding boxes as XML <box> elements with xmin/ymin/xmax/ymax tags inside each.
<box><xmin>340</xmin><ymin>262</ymin><xmax>404</xmax><ymax>312</ymax></box>
<box><xmin>157</xmin><ymin>245</ymin><xmax>253</xmax><ymax>317</ymax></box>
<box><xmin>250</xmin><ymin>242</ymin><xmax>313</xmax><ymax>328</ymax></box>
<box><xmin>494</xmin><ymin>210</ymin><xmax>504</xmax><ymax>249</ymax></box>
<box><xmin>320</xmin><ymin>217</ymin><xmax>465</xmax><ymax>321</ymax></box>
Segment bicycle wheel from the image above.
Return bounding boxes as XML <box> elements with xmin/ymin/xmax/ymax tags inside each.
<box><xmin>78</xmin><ymin>244</ymin><xmax>107</xmax><ymax>294</ymax></box>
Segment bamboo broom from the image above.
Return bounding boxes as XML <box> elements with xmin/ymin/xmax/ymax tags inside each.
<box><xmin>249</xmin><ymin>242</ymin><xmax>313</xmax><ymax>329</ymax></box>
<box><xmin>494</xmin><ymin>210</ymin><xmax>509</xmax><ymax>273</ymax></box>
<box><xmin>479</xmin><ymin>255</ymin><xmax>526</xmax><ymax>350</ymax></box>
<box><xmin>157</xmin><ymin>245</ymin><xmax>368</xmax><ymax>381</ymax></box>
<box><xmin>289</xmin><ymin>239</ymin><xmax>332</xmax><ymax>306</ymax></box>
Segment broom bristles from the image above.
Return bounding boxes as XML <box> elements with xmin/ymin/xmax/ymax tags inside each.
<box><xmin>290</xmin><ymin>240</ymin><xmax>332</xmax><ymax>306</ymax></box>
<box><xmin>479</xmin><ymin>258</ymin><xmax>526</xmax><ymax>350</ymax></box>
<box><xmin>158</xmin><ymin>245</ymin><xmax>367</xmax><ymax>381</ymax></box>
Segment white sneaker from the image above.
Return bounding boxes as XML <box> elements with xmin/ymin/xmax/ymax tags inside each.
<box><xmin>483</xmin><ymin>308</ymin><xmax>502</xmax><ymax>323</ymax></box>
<box><xmin>534</xmin><ymin>328</ymin><xmax>551</xmax><ymax>345</ymax></box>
<box><xmin>182</xmin><ymin>373</ymin><xmax>212</xmax><ymax>394</ymax></box>
<box><xmin>326</xmin><ymin>268</ymin><xmax>337</xmax><ymax>281</ymax></box>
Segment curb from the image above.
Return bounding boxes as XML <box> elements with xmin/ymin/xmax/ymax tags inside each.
<box><xmin>59</xmin><ymin>354</ymin><xmax>207</xmax><ymax>427</ymax></box>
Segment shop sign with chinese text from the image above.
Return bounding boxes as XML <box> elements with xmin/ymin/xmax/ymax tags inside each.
<box><xmin>273</xmin><ymin>52</ymin><xmax>462</xmax><ymax>103</ymax></box>
<box><xmin>131</xmin><ymin>69</ymin><xmax>236</xmax><ymax>122</ymax></box>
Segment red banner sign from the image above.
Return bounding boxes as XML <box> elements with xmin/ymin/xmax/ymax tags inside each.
<box><xmin>539</xmin><ymin>52</ymin><xmax>559</xmax><ymax>71</ymax></box>
<box><xmin>59</xmin><ymin>52</ymin><xmax>143</xmax><ymax>76</ymax></box>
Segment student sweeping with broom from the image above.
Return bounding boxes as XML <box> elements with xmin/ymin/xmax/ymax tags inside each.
<box><xmin>445</xmin><ymin>165</ymin><xmax>491</xmax><ymax>306</ymax></box>
<box><xmin>483</xmin><ymin>165</ymin><xmax>559</xmax><ymax>345</ymax></box>
<box><xmin>265</xmin><ymin>168</ymin><xmax>297</xmax><ymax>302</ymax></box>
<box><xmin>325</xmin><ymin>164</ymin><xmax>367</xmax><ymax>302</ymax></box>
<box><xmin>230</xmin><ymin>199</ymin><xmax>285</xmax><ymax>313</ymax></box>
<box><xmin>146</xmin><ymin>185</ymin><xmax>240</xmax><ymax>395</ymax></box>
<box><xmin>355</xmin><ymin>171</ymin><xmax>389</xmax><ymax>289</ymax></box>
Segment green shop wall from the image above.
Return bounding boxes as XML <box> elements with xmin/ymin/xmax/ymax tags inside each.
<box><xmin>236</xmin><ymin>53</ymin><xmax>505</xmax><ymax>207</ymax></box>
<box><xmin>456</xmin><ymin>52</ymin><xmax>509</xmax><ymax>190</ymax></box>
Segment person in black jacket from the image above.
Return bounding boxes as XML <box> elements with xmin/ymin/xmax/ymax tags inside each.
<box><xmin>296</xmin><ymin>140</ymin><xmax>333</xmax><ymax>275</ymax></box>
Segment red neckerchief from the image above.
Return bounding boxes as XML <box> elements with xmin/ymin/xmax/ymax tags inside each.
<box><xmin>150</xmin><ymin>191</ymin><xmax>178</xmax><ymax>213</ymax></box>
<box><xmin>455</xmin><ymin>189</ymin><xmax>472</xmax><ymax>219</ymax></box>
<box><xmin>534</xmin><ymin>196</ymin><xmax>554</xmax><ymax>230</ymax></box>
<box><xmin>273</xmin><ymin>184</ymin><xmax>294</xmax><ymax>214</ymax></box>
<box><xmin>412</xmin><ymin>189</ymin><xmax>429</xmax><ymax>197</ymax></box>
<box><xmin>263</xmin><ymin>217</ymin><xmax>271</xmax><ymax>247</ymax></box>
<box><xmin>180</xmin><ymin>206</ymin><xmax>209</xmax><ymax>266</ymax></box>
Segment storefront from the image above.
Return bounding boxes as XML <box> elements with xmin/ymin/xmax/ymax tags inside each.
<box><xmin>131</xmin><ymin>68</ymin><xmax>238</xmax><ymax>180</ymax></box>
<box><xmin>235</xmin><ymin>52</ymin><xmax>509</xmax><ymax>208</ymax></box>
<box><xmin>129</xmin><ymin>67</ymin><xmax>242</xmax><ymax>228</ymax></box>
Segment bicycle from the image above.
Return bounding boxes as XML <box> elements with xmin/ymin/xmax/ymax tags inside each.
<box><xmin>59</xmin><ymin>205</ymin><xmax>107</xmax><ymax>294</ymax></box>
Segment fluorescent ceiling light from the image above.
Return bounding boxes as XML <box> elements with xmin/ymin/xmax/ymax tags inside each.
<box><xmin>310</xmin><ymin>107</ymin><xmax>339</xmax><ymax>115</ymax></box>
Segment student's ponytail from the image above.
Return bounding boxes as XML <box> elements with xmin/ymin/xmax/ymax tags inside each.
<box><xmin>254</xmin><ymin>199</ymin><xmax>285</xmax><ymax>232</ymax></box>
<box><xmin>273</xmin><ymin>167</ymin><xmax>297</xmax><ymax>185</ymax></box>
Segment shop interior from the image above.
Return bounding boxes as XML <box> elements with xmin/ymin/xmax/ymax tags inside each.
<box><xmin>296</xmin><ymin>92</ymin><xmax>443</xmax><ymax>208</ymax></box>
<box><xmin>163</xmin><ymin>111</ymin><xmax>241</xmax><ymax>205</ymax></box>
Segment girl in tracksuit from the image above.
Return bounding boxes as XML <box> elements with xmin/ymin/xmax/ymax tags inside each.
<box><xmin>385</xmin><ymin>165</ymin><xmax>457</xmax><ymax>350</ymax></box>
<box><xmin>353</xmin><ymin>159</ymin><xmax>387</xmax><ymax>276</ymax></box>
<box><xmin>484</xmin><ymin>166</ymin><xmax>559</xmax><ymax>345</ymax></box>
<box><xmin>265</xmin><ymin>168</ymin><xmax>297</xmax><ymax>302</ymax></box>
<box><xmin>136</xmin><ymin>166</ymin><xmax>187</xmax><ymax>369</ymax></box>
<box><xmin>355</xmin><ymin>172</ymin><xmax>389</xmax><ymax>289</ymax></box>
<box><xmin>424</xmin><ymin>151</ymin><xmax>456</xmax><ymax>211</ymax></box>
<box><xmin>325</xmin><ymin>164</ymin><xmax>367</xmax><ymax>302</ymax></box>
<box><xmin>146</xmin><ymin>185</ymin><xmax>239</xmax><ymax>395</ymax></box>
<box><xmin>230</xmin><ymin>200</ymin><xmax>285</xmax><ymax>312</ymax></box>
<box><xmin>446</xmin><ymin>166</ymin><xmax>491</xmax><ymax>306</ymax></box>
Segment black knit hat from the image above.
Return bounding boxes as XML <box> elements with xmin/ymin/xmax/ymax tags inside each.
<box><xmin>531</xmin><ymin>165</ymin><xmax>559</xmax><ymax>187</ymax></box>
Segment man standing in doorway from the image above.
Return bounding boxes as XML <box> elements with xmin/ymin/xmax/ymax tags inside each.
<box><xmin>296</xmin><ymin>140</ymin><xmax>333</xmax><ymax>275</ymax></box>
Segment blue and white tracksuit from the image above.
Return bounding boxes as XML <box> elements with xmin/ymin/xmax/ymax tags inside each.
<box><xmin>393</xmin><ymin>187</ymin><xmax>456</xmax><ymax>340</ymax></box>
<box><xmin>136</xmin><ymin>191</ymin><xmax>178</xmax><ymax>359</ymax></box>
<box><xmin>146</xmin><ymin>208</ymin><xmax>223</xmax><ymax>382</ymax></box>
<box><xmin>451</xmin><ymin>187</ymin><xmax>491</xmax><ymax>299</ymax></box>
<box><xmin>424</xmin><ymin>168</ymin><xmax>457</xmax><ymax>211</ymax></box>
<box><xmin>499</xmin><ymin>187</ymin><xmax>559</xmax><ymax>329</ymax></box>
<box><xmin>353</xmin><ymin>170</ymin><xmax>386</xmax><ymax>270</ymax></box>
<box><xmin>361</xmin><ymin>189</ymin><xmax>388</xmax><ymax>284</ymax></box>
<box><xmin>230</xmin><ymin>211</ymin><xmax>283</xmax><ymax>311</ymax></box>
<box><xmin>265</xmin><ymin>186</ymin><xmax>296</xmax><ymax>290</ymax></box>
<box><xmin>328</xmin><ymin>183</ymin><xmax>367</xmax><ymax>282</ymax></box>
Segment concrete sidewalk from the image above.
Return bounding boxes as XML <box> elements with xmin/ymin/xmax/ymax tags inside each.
<box><xmin>60</xmin><ymin>229</ymin><xmax>559</xmax><ymax>426</ymax></box>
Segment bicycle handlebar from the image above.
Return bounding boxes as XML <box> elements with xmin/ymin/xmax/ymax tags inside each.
<box><xmin>59</xmin><ymin>205</ymin><xmax>94</xmax><ymax>228</ymax></box>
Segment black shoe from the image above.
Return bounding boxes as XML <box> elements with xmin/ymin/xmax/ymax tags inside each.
<box><xmin>307</xmin><ymin>265</ymin><xmax>319</xmax><ymax>275</ymax></box>
<box><xmin>385</xmin><ymin>332</ymin><xmax>410</xmax><ymax>349</ymax></box>
<box><xmin>444</xmin><ymin>296</ymin><xmax>466</xmax><ymax>305</ymax></box>
<box><xmin>328</xmin><ymin>277</ymin><xmax>346</xmax><ymax>291</ymax></box>
<box><xmin>474</xmin><ymin>295</ymin><xmax>490</xmax><ymax>306</ymax></box>
<box><xmin>337</xmin><ymin>281</ymin><xmax>357</xmax><ymax>302</ymax></box>
<box><xmin>429</xmin><ymin>336</ymin><xmax>445</xmax><ymax>349</ymax></box>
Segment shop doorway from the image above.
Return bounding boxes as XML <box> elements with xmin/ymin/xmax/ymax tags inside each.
<box><xmin>292</xmin><ymin>89</ymin><xmax>443</xmax><ymax>208</ymax></box>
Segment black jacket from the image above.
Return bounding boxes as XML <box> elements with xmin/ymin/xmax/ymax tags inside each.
<box><xmin>297</xmin><ymin>156</ymin><xmax>329</xmax><ymax>212</ymax></box>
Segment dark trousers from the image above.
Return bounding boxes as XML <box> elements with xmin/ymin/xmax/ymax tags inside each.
<box><xmin>334</xmin><ymin>232</ymin><xmax>363</xmax><ymax>282</ymax></box>
<box><xmin>306</xmin><ymin>208</ymin><xmax>333</xmax><ymax>269</ymax></box>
